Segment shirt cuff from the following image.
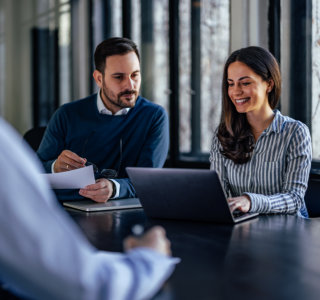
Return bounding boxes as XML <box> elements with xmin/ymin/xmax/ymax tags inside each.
<box><xmin>244</xmin><ymin>192</ymin><xmax>271</xmax><ymax>213</ymax></box>
<box><xmin>126</xmin><ymin>247</ymin><xmax>181</xmax><ymax>275</ymax></box>
<box><xmin>109</xmin><ymin>179</ymin><xmax>120</xmax><ymax>198</ymax></box>
<box><xmin>51</xmin><ymin>160</ymin><xmax>57</xmax><ymax>173</ymax></box>
<box><xmin>127</xmin><ymin>246</ymin><xmax>180</xmax><ymax>259</ymax></box>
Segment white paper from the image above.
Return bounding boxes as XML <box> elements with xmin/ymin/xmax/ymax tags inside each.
<box><xmin>42</xmin><ymin>165</ymin><xmax>96</xmax><ymax>189</ymax></box>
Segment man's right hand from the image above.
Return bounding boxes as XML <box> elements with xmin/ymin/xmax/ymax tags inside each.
<box><xmin>123</xmin><ymin>226</ymin><xmax>171</xmax><ymax>257</ymax></box>
<box><xmin>54</xmin><ymin>150</ymin><xmax>87</xmax><ymax>173</ymax></box>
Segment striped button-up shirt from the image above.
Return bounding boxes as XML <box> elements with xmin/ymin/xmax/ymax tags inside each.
<box><xmin>210</xmin><ymin>110</ymin><xmax>312</xmax><ymax>217</ymax></box>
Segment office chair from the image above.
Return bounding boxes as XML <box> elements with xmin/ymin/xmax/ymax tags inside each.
<box><xmin>23</xmin><ymin>126</ymin><xmax>46</xmax><ymax>152</ymax></box>
<box><xmin>305</xmin><ymin>177</ymin><xmax>320</xmax><ymax>218</ymax></box>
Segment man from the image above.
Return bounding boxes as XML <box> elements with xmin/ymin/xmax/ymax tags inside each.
<box><xmin>37</xmin><ymin>37</ymin><xmax>169</xmax><ymax>202</ymax></box>
<box><xmin>0</xmin><ymin>117</ymin><xmax>178</xmax><ymax>300</ymax></box>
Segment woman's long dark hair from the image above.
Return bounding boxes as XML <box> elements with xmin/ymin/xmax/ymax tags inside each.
<box><xmin>217</xmin><ymin>46</ymin><xmax>281</xmax><ymax>164</ymax></box>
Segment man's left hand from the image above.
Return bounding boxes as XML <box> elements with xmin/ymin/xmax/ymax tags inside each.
<box><xmin>79</xmin><ymin>178</ymin><xmax>114</xmax><ymax>202</ymax></box>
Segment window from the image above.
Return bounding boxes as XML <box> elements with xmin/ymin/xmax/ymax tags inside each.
<box><xmin>312</xmin><ymin>0</ymin><xmax>320</xmax><ymax>161</ymax></box>
<box><xmin>0</xmin><ymin>0</ymin><xmax>72</xmax><ymax>131</ymax></box>
<box><xmin>0</xmin><ymin>1</ymin><xmax>5</xmax><ymax>116</ymax></box>
<box><xmin>138</xmin><ymin>0</ymin><xmax>170</xmax><ymax>112</ymax></box>
<box><xmin>179</xmin><ymin>0</ymin><xmax>229</xmax><ymax>159</ymax></box>
<box><xmin>32</xmin><ymin>0</ymin><xmax>72</xmax><ymax>126</ymax></box>
<box><xmin>59</xmin><ymin>2</ymin><xmax>72</xmax><ymax>105</ymax></box>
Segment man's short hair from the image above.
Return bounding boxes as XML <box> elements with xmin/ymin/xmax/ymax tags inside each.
<box><xmin>94</xmin><ymin>37</ymin><xmax>140</xmax><ymax>74</ymax></box>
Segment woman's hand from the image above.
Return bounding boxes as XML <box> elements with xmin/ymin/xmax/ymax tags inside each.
<box><xmin>227</xmin><ymin>195</ymin><xmax>251</xmax><ymax>213</ymax></box>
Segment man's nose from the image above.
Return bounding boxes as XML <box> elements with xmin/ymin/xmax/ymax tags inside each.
<box><xmin>124</xmin><ymin>77</ymin><xmax>135</xmax><ymax>90</ymax></box>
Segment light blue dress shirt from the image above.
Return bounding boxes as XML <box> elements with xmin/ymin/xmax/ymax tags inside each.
<box><xmin>210</xmin><ymin>110</ymin><xmax>312</xmax><ymax>217</ymax></box>
<box><xmin>0</xmin><ymin>118</ymin><xmax>178</xmax><ymax>300</ymax></box>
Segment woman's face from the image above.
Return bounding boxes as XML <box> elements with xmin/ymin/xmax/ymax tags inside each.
<box><xmin>227</xmin><ymin>61</ymin><xmax>273</xmax><ymax>115</ymax></box>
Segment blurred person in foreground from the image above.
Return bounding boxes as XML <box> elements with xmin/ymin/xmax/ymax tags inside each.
<box><xmin>0</xmin><ymin>117</ymin><xmax>178</xmax><ymax>300</ymax></box>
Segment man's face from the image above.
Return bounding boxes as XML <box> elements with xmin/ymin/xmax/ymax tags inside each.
<box><xmin>94</xmin><ymin>51</ymin><xmax>141</xmax><ymax>114</ymax></box>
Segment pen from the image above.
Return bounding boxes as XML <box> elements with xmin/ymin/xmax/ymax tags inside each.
<box><xmin>131</xmin><ymin>224</ymin><xmax>144</xmax><ymax>237</ymax></box>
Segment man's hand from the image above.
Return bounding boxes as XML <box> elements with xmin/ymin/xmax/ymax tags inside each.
<box><xmin>124</xmin><ymin>226</ymin><xmax>171</xmax><ymax>257</ymax></box>
<box><xmin>79</xmin><ymin>178</ymin><xmax>114</xmax><ymax>203</ymax></box>
<box><xmin>227</xmin><ymin>195</ymin><xmax>251</xmax><ymax>213</ymax></box>
<box><xmin>54</xmin><ymin>150</ymin><xmax>86</xmax><ymax>173</ymax></box>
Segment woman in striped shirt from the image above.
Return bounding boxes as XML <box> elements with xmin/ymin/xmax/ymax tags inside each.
<box><xmin>210</xmin><ymin>46</ymin><xmax>311</xmax><ymax>217</ymax></box>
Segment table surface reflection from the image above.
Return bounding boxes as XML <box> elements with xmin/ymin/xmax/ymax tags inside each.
<box><xmin>66</xmin><ymin>208</ymin><xmax>320</xmax><ymax>300</ymax></box>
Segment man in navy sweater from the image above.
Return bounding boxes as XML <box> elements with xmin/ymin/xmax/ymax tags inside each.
<box><xmin>37</xmin><ymin>37</ymin><xmax>169</xmax><ymax>202</ymax></box>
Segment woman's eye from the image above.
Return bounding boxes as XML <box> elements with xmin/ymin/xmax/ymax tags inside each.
<box><xmin>242</xmin><ymin>82</ymin><xmax>251</xmax><ymax>86</ymax></box>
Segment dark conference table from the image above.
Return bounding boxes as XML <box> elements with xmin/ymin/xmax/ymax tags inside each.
<box><xmin>66</xmin><ymin>207</ymin><xmax>320</xmax><ymax>300</ymax></box>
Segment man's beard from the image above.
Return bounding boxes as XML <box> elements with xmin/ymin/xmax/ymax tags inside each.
<box><xmin>101</xmin><ymin>81</ymin><xmax>139</xmax><ymax>110</ymax></box>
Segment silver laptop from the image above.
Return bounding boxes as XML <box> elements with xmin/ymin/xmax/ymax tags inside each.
<box><xmin>63</xmin><ymin>198</ymin><xmax>142</xmax><ymax>212</ymax></box>
<box><xmin>126</xmin><ymin>167</ymin><xmax>258</xmax><ymax>224</ymax></box>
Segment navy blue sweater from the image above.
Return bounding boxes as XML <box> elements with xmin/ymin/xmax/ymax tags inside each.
<box><xmin>37</xmin><ymin>94</ymin><xmax>169</xmax><ymax>201</ymax></box>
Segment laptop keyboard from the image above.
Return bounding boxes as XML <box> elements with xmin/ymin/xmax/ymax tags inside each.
<box><xmin>233</xmin><ymin>210</ymin><xmax>245</xmax><ymax>217</ymax></box>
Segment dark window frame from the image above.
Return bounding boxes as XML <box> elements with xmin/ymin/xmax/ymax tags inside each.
<box><xmin>269</xmin><ymin>0</ymin><xmax>319</xmax><ymax>176</ymax></box>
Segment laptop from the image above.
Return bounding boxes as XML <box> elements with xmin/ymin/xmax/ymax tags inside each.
<box><xmin>63</xmin><ymin>198</ymin><xmax>142</xmax><ymax>212</ymax></box>
<box><xmin>126</xmin><ymin>167</ymin><xmax>258</xmax><ymax>224</ymax></box>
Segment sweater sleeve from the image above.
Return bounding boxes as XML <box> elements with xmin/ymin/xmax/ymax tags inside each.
<box><xmin>113</xmin><ymin>107</ymin><xmax>169</xmax><ymax>199</ymax></box>
<box><xmin>37</xmin><ymin>107</ymin><xmax>68</xmax><ymax>173</ymax></box>
<box><xmin>135</xmin><ymin>106</ymin><xmax>169</xmax><ymax>167</ymax></box>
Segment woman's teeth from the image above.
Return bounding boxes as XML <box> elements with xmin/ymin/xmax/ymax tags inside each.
<box><xmin>236</xmin><ymin>98</ymin><xmax>249</xmax><ymax>104</ymax></box>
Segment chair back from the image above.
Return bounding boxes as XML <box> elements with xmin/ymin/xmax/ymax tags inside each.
<box><xmin>23</xmin><ymin>127</ymin><xmax>46</xmax><ymax>151</ymax></box>
<box><xmin>305</xmin><ymin>177</ymin><xmax>320</xmax><ymax>217</ymax></box>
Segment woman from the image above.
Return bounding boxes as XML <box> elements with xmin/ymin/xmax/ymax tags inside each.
<box><xmin>210</xmin><ymin>46</ymin><xmax>311</xmax><ymax>217</ymax></box>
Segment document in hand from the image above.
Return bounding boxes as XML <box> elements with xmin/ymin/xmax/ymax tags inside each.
<box><xmin>42</xmin><ymin>165</ymin><xmax>95</xmax><ymax>189</ymax></box>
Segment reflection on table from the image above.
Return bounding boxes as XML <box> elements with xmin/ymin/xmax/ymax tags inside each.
<box><xmin>66</xmin><ymin>208</ymin><xmax>320</xmax><ymax>300</ymax></box>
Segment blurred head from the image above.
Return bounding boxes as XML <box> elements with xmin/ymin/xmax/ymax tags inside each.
<box><xmin>93</xmin><ymin>38</ymin><xmax>141</xmax><ymax>114</ymax></box>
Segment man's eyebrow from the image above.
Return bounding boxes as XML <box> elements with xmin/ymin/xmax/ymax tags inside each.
<box><xmin>111</xmin><ymin>72</ymin><xmax>125</xmax><ymax>76</ymax></box>
<box><xmin>111</xmin><ymin>70</ymin><xmax>140</xmax><ymax>76</ymax></box>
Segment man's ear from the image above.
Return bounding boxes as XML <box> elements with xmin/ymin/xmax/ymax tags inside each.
<box><xmin>93</xmin><ymin>70</ymin><xmax>103</xmax><ymax>88</ymax></box>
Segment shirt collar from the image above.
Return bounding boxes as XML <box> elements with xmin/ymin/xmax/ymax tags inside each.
<box><xmin>265</xmin><ymin>109</ymin><xmax>286</xmax><ymax>134</ymax></box>
<box><xmin>97</xmin><ymin>89</ymin><xmax>130</xmax><ymax>116</ymax></box>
